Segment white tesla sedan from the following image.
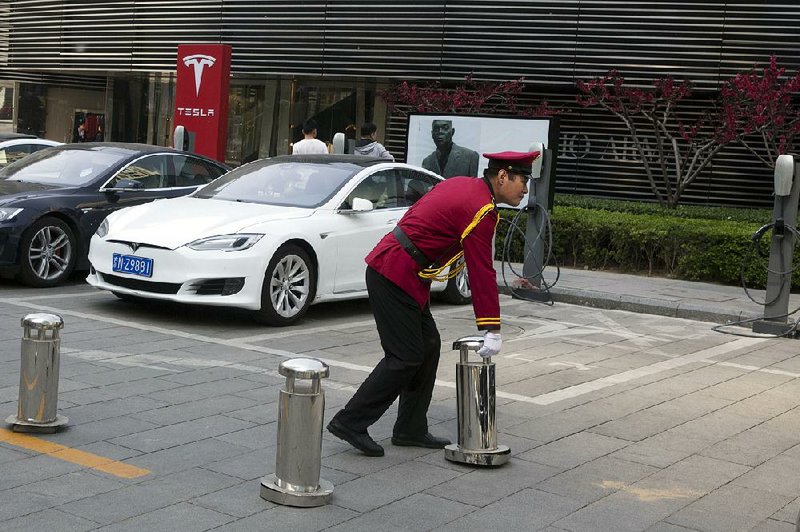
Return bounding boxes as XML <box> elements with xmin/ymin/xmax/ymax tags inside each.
<box><xmin>87</xmin><ymin>155</ymin><xmax>471</xmax><ymax>325</ymax></box>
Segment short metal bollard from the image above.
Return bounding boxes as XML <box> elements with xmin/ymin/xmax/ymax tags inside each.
<box><xmin>260</xmin><ymin>358</ymin><xmax>333</xmax><ymax>507</ymax></box>
<box><xmin>5</xmin><ymin>313</ymin><xmax>68</xmax><ymax>433</ymax></box>
<box><xmin>444</xmin><ymin>335</ymin><xmax>510</xmax><ymax>466</ymax></box>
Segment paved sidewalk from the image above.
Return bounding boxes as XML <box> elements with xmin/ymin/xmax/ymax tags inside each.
<box><xmin>1</xmin><ymin>272</ymin><xmax>799</xmax><ymax>531</ymax></box>
<box><xmin>497</xmin><ymin>263</ymin><xmax>800</xmax><ymax>326</ymax></box>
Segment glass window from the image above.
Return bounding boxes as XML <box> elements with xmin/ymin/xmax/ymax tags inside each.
<box><xmin>172</xmin><ymin>155</ymin><xmax>227</xmax><ymax>187</ymax></box>
<box><xmin>344</xmin><ymin>170</ymin><xmax>401</xmax><ymax>210</ymax></box>
<box><xmin>195</xmin><ymin>160</ymin><xmax>365</xmax><ymax>208</ymax></box>
<box><xmin>0</xmin><ymin>146</ymin><xmax>128</xmax><ymax>186</ymax></box>
<box><xmin>109</xmin><ymin>155</ymin><xmax>168</xmax><ymax>189</ymax></box>
<box><xmin>399</xmin><ymin>169</ymin><xmax>440</xmax><ymax>206</ymax></box>
<box><xmin>0</xmin><ymin>85</ymin><xmax>14</xmax><ymax>121</ymax></box>
<box><xmin>0</xmin><ymin>144</ymin><xmax>34</xmax><ymax>168</ymax></box>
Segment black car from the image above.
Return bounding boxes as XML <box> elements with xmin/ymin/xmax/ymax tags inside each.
<box><xmin>0</xmin><ymin>142</ymin><xmax>230</xmax><ymax>287</ymax></box>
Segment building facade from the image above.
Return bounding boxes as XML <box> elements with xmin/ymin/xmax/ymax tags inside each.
<box><xmin>2</xmin><ymin>1</ymin><xmax>799</xmax><ymax>206</ymax></box>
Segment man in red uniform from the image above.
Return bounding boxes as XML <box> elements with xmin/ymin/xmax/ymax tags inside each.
<box><xmin>327</xmin><ymin>150</ymin><xmax>539</xmax><ymax>457</ymax></box>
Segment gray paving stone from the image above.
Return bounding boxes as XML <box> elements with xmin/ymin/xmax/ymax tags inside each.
<box><xmin>424</xmin><ymin>457</ymin><xmax>560</xmax><ymax>507</ymax></box>
<box><xmin>0</xmin><ymin>485</ymin><xmax>61</xmax><ymax>520</ymax></box>
<box><xmin>212</xmin><ymin>504</ymin><xmax>358</xmax><ymax>532</ymax></box>
<box><xmin>214</xmin><ymin>421</ymin><xmax>277</xmax><ymax>450</ymax></box>
<box><xmin>57</xmin><ymin>482</ymin><xmax>185</xmax><ymax>525</ymax></box>
<box><xmin>769</xmin><ymin>495</ymin><xmax>800</xmax><ymax>524</ymax></box>
<box><xmin>59</xmin><ymin>396</ymin><xmax>169</xmax><ymax>424</ymax></box>
<box><xmin>203</xmin><ymin>447</ymin><xmax>272</xmax><ymax>481</ymax></box>
<box><xmin>333</xmin><ymin>460</ymin><xmax>462</xmax><ymax>513</ymax></box>
<box><xmin>93</xmin><ymin>501</ymin><xmax>233</xmax><ymax>531</ymax></box>
<box><xmin>666</xmin><ymin>484</ymin><xmax>792</xmax><ymax>532</ymax></box>
<box><xmin>14</xmin><ymin>469</ymin><xmax>125</xmax><ymax>505</ymax></box>
<box><xmin>733</xmin><ymin>455</ymin><xmax>800</xmax><ymax>497</ymax></box>
<box><xmin>1</xmin><ymin>454</ymin><xmax>83</xmax><ymax>490</ymax></box>
<box><xmin>191</xmin><ymin>480</ymin><xmax>275</xmax><ymax>518</ymax></box>
<box><xmin>517</xmin><ymin>431</ymin><xmax>629</xmax><ymax>469</ymax></box>
<box><xmin>554</xmin><ymin>455</ymin><xmax>751</xmax><ymax>532</ymax></box>
<box><xmin>748</xmin><ymin>519</ymin><xmax>797</xmax><ymax>532</ymax></box>
<box><xmin>432</xmin><ymin>488</ymin><xmax>581</xmax><ymax>532</ymax></box>
<box><xmin>130</xmin><ymin>437</ymin><xmax>252</xmax><ymax>476</ymax></box>
<box><xmin>2</xmin><ymin>508</ymin><xmax>98</xmax><ymax>531</ymax></box>
<box><xmin>699</xmin><ymin>425</ymin><xmax>799</xmax><ymax>466</ymax></box>
<box><xmin>327</xmin><ymin>493</ymin><xmax>476</xmax><ymax>532</ymax></box>
<box><xmin>145</xmin><ymin>378</ymin><xmax>263</xmax><ymax>405</ymax></box>
<box><xmin>108</xmin><ymin>414</ymin><xmax>255</xmax><ymax>452</ymax></box>
<box><xmin>537</xmin><ymin>456</ymin><xmax>659</xmax><ymax>505</ymax></box>
<box><xmin>129</xmin><ymin>394</ymin><xmax>259</xmax><ymax>426</ymax></box>
<box><xmin>36</xmin><ymin>415</ymin><xmax>162</xmax><ymax>448</ymax></box>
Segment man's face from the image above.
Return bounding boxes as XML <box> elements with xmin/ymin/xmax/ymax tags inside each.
<box><xmin>496</xmin><ymin>170</ymin><xmax>530</xmax><ymax>207</ymax></box>
<box><xmin>431</xmin><ymin>120</ymin><xmax>454</xmax><ymax>148</ymax></box>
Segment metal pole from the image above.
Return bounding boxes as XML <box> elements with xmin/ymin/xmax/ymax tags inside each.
<box><xmin>444</xmin><ymin>336</ymin><xmax>510</xmax><ymax>466</ymax></box>
<box><xmin>260</xmin><ymin>358</ymin><xmax>333</xmax><ymax>507</ymax></box>
<box><xmin>6</xmin><ymin>313</ymin><xmax>68</xmax><ymax>433</ymax></box>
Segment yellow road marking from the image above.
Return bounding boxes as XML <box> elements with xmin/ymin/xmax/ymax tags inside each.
<box><xmin>0</xmin><ymin>428</ymin><xmax>150</xmax><ymax>479</ymax></box>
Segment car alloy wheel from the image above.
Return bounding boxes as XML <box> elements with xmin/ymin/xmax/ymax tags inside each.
<box><xmin>18</xmin><ymin>217</ymin><xmax>76</xmax><ymax>287</ymax></box>
<box><xmin>256</xmin><ymin>243</ymin><xmax>317</xmax><ymax>326</ymax></box>
<box><xmin>438</xmin><ymin>258</ymin><xmax>472</xmax><ymax>305</ymax></box>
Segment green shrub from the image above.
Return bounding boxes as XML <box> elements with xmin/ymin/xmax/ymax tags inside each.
<box><xmin>496</xmin><ymin>206</ymin><xmax>790</xmax><ymax>289</ymax></box>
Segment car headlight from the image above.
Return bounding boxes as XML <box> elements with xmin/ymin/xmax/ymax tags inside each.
<box><xmin>95</xmin><ymin>218</ymin><xmax>109</xmax><ymax>238</ymax></box>
<box><xmin>186</xmin><ymin>234</ymin><xmax>264</xmax><ymax>251</ymax></box>
<box><xmin>0</xmin><ymin>207</ymin><xmax>23</xmax><ymax>222</ymax></box>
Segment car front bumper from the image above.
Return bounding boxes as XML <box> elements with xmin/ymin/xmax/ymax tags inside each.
<box><xmin>87</xmin><ymin>237</ymin><xmax>268</xmax><ymax>310</ymax></box>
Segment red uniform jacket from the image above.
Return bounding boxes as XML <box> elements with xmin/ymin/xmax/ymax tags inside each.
<box><xmin>365</xmin><ymin>176</ymin><xmax>501</xmax><ymax>331</ymax></box>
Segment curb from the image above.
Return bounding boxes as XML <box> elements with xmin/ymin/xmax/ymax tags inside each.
<box><xmin>498</xmin><ymin>284</ymin><xmax>761</xmax><ymax>326</ymax></box>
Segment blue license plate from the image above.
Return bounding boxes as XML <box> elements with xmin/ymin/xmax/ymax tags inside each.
<box><xmin>112</xmin><ymin>253</ymin><xmax>154</xmax><ymax>278</ymax></box>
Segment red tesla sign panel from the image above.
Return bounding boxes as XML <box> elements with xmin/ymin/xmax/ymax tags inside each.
<box><xmin>174</xmin><ymin>44</ymin><xmax>231</xmax><ymax>162</ymax></box>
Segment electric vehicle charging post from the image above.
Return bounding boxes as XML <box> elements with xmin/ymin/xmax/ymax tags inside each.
<box><xmin>516</xmin><ymin>142</ymin><xmax>554</xmax><ymax>301</ymax></box>
<box><xmin>752</xmin><ymin>154</ymin><xmax>800</xmax><ymax>336</ymax></box>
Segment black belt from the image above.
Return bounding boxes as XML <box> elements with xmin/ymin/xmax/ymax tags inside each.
<box><xmin>392</xmin><ymin>226</ymin><xmax>432</xmax><ymax>269</ymax></box>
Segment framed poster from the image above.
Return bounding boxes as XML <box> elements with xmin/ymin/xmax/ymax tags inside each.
<box><xmin>405</xmin><ymin>113</ymin><xmax>558</xmax><ymax>208</ymax></box>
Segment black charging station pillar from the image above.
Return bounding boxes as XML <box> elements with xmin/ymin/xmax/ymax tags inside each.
<box><xmin>752</xmin><ymin>154</ymin><xmax>800</xmax><ymax>336</ymax></box>
<box><xmin>513</xmin><ymin>148</ymin><xmax>554</xmax><ymax>302</ymax></box>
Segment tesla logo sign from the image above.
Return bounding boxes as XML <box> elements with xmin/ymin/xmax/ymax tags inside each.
<box><xmin>174</xmin><ymin>44</ymin><xmax>231</xmax><ymax>162</ymax></box>
<box><xmin>182</xmin><ymin>54</ymin><xmax>216</xmax><ymax>96</ymax></box>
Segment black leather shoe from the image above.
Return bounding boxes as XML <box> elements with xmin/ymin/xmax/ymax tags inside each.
<box><xmin>327</xmin><ymin>418</ymin><xmax>384</xmax><ymax>457</ymax></box>
<box><xmin>391</xmin><ymin>432</ymin><xmax>451</xmax><ymax>449</ymax></box>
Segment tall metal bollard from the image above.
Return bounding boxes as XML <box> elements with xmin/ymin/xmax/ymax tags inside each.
<box><xmin>444</xmin><ymin>335</ymin><xmax>510</xmax><ymax>466</ymax></box>
<box><xmin>5</xmin><ymin>313</ymin><xmax>68</xmax><ymax>433</ymax></box>
<box><xmin>260</xmin><ymin>358</ymin><xmax>333</xmax><ymax>507</ymax></box>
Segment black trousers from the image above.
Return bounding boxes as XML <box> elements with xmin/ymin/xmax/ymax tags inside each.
<box><xmin>333</xmin><ymin>266</ymin><xmax>441</xmax><ymax>436</ymax></box>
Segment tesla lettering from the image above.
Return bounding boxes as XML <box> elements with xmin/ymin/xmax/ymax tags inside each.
<box><xmin>182</xmin><ymin>53</ymin><xmax>216</xmax><ymax>97</ymax></box>
<box><xmin>176</xmin><ymin>107</ymin><xmax>215</xmax><ymax>117</ymax></box>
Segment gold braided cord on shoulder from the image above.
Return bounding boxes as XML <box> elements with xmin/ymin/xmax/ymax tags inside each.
<box><xmin>418</xmin><ymin>203</ymin><xmax>497</xmax><ymax>282</ymax></box>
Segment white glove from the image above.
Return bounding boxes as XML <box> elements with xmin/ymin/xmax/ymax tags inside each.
<box><xmin>477</xmin><ymin>331</ymin><xmax>502</xmax><ymax>358</ymax></box>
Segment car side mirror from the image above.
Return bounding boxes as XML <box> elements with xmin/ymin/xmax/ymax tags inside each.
<box><xmin>107</xmin><ymin>179</ymin><xmax>144</xmax><ymax>191</ymax></box>
<box><xmin>339</xmin><ymin>197</ymin><xmax>375</xmax><ymax>214</ymax></box>
<box><xmin>351</xmin><ymin>197</ymin><xmax>374</xmax><ymax>212</ymax></box>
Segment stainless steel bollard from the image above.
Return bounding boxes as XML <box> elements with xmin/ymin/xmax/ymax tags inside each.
<box><xmin>260</xmin><ymin>358</ymin><xmax>333</xmax><ymax>507</ymax></box>
<box><xmin>5</xmin><ymin>313</ymin><xmax>68</xmax><ymax>433</ymax></box>
<box><xmin>444</xmin><ymin>335</ymin><xmax>510</xmax><ymax>466</ymax></box>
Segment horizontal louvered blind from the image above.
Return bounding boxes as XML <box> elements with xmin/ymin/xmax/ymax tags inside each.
<box><xmin>2</xmin><ymin>1</ymin><xmax>798</xmax><ymax>206</ymax></box>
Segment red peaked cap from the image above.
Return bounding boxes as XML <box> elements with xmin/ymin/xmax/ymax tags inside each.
<box><xmin>483</xmin><ymin>150</ymin><xmax>541</xmax><ymax>175</ymax></box>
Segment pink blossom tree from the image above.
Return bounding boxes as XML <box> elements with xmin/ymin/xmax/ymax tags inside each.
<box><xmin>380</xmin><ymin>75</ymin><xmax>559</xmax><ymax>117</ymax></box>
<box><xmin>720</xmin><ymin>56</ymin><xmax>800</xmax><ymax>168</ymax></box>
<box><xmin>576</xmin><ymin>70</ymin><xmax>736</xmax><ymax>208</ymax></box>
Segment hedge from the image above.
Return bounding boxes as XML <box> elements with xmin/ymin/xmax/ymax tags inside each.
<box><xmin>496</xmin><ymin>206</ymin><xmax>798</xmax><ymax>289</ymax></box>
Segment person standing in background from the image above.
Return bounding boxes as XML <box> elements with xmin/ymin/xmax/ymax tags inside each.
<box><xmin>292</xmin><ymin>118</ymin><xmax>328</xmax><ymax>154</ymax></box>
<box><xmin>354</xmin><ymin>122</ymin><xmax>394</xmax><ymax>160</ymax></box>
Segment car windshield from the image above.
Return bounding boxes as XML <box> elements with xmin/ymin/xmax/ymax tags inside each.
<box><xmin>0</xmin><ymin>147</ymin><xmax>129</xmax><ymax>186</ymax></box>
<box><xmin>194</xmin><ymin>161</ymin><xmax>361</xmax><ymax>207</ymax></box>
